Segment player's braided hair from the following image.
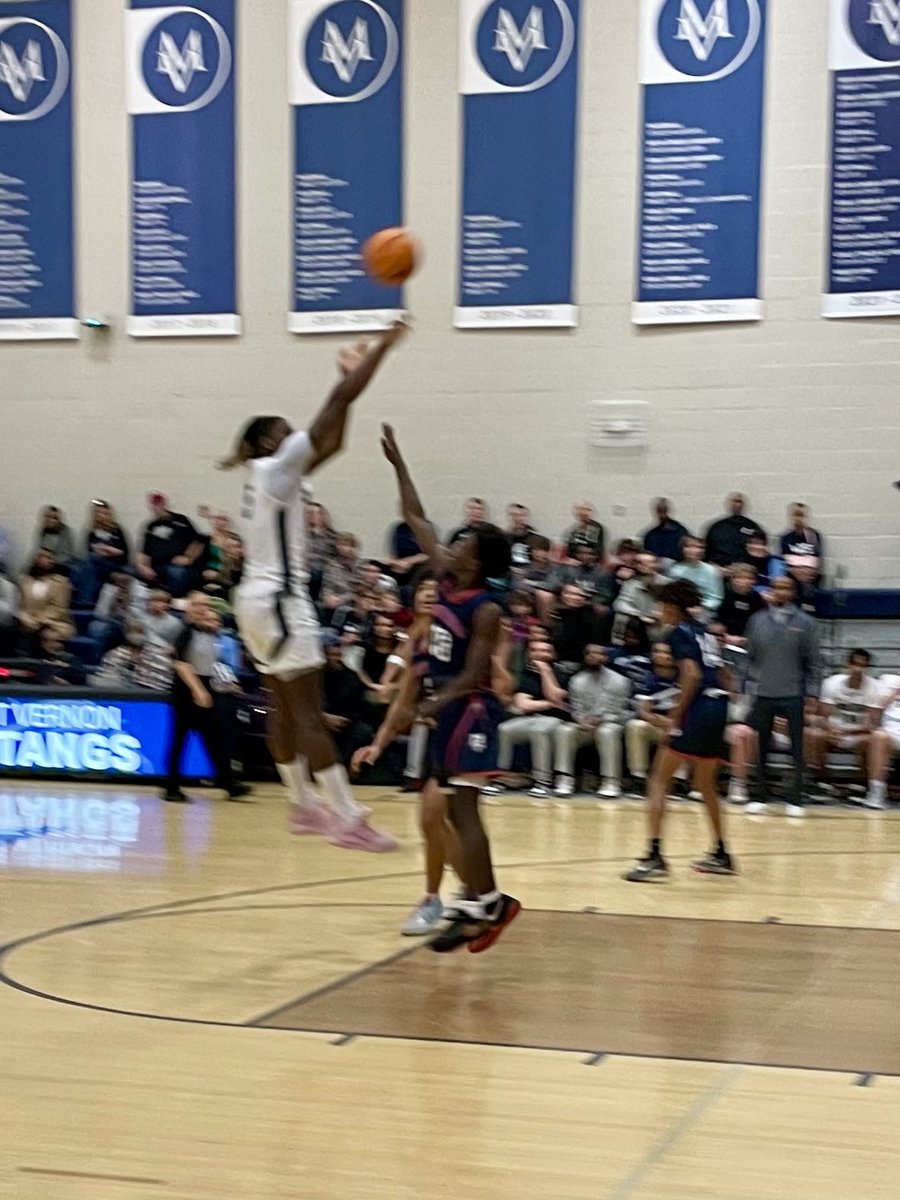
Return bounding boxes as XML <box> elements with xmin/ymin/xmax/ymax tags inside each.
<box><xmin>219</xmin><ymin>416</ymin><xmax>282</xmax><ymax>470</ymax></box>
<box><xmin>473</xmin><ymin>522</ymin><xmax>512</xmax><ymax>584</ymax></box>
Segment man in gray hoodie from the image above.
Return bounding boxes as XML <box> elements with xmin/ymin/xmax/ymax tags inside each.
<box><xmin>746</xmin><ymin>575</ymin><xmax>821</xmax><ymax>815</ymax></box>
<box><xmin>554</xmin><ymin>644</ymin><xmax>632</xmax><ymax>798</ymax></box>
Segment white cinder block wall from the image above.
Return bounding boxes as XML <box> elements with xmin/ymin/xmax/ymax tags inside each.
<box><xmin>1</xmin><ymin>0</ymin><xmax>898</xmax><ymax>584</ymax></box>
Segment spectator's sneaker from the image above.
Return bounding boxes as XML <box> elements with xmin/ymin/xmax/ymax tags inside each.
<box><xmin>629</xmin><ymin>776</ymin><xmax>647</xmax><ymax>798</ymax></box>
<box><xmin>864</xmin><ymin>786</ymin><xmax>888</xmax><ymax>810</ymax></box>
<box><xmin>400</xmin><ymin>777</ymin><xmax>421</xmax><ymax>793</ymax></box>
<box><xmin>597</xmin><ymin>780</ymin><xmax>622</xmax><ymax>799</ymax></box>
<box><xmin>401</xmin><ymin>896</ymin><xmax>446</xmax><ymax>936</ymax></box>
<box><xmin>290</xmin><ymin>804</ymin><xmax>337</xmax><ymax>837</ymax></box>
<box><xmin>328</xmin><ymin>817</ymin><xmax>397</xmax><ymax>853</ymax></box>
<box><xmin>481</xmin><ymin>782</ymin><xmax>506</xmax><ymax>796</ymax></box>
<box><xmin>162</xmin><ymin>789</ymin><xmax>188</xmax><ymax>803</ymax></box>
<box><xmin>688</xmin><ymin>789</ymin><xmax>703</xmax><ymax>801</ymax></box>
<box><xmin>227</xmin><ymin>783</ymin><xmax>252</xmax><ymax>801</ymax></box>
<box><xmin>623</xmin><ymin>853</ymin><xmax>669</xmax><ymax>883</ymax></box>
<box><xmin>554</xmin><ymin>775</ymin><xmax>575</xmax><ymax>798</ymax></box>
<box><xmin>745</xmin><ymin>800</ymin><xmax>767</xmax><ymax>815</ymax></box>
<box><xmin>528</xmin><ymin>784</ymin><xmax>550</xmax><ymax>799</ymax></box>
<box><xmin>692</xmin><ymin>849</ymin><xmax>737</xmax><ymax>875</ymax></box>
<box><xmin>785</xmin><ymin>803</ymin><xmax>806</xmax><ymax>818</ymax></box>
<box><xmin>727</xmin><ymin>780</ymin><xmax>748</xmax><ymax>805</ymax></box>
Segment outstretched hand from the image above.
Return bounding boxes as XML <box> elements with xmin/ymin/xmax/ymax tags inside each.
<box><xmin>337</xmin><ymin>339</ymin><xmax>370</xmax><ymax>378</ymax></box>
<box><xmin>381</xmin><ymin>423</ymin><xmax>403</xmax><ymax>469</ymax></box>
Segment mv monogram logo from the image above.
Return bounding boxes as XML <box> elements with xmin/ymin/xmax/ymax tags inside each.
<box><xmin>869</xmin><ymin>0</ymin><xmax>900</xmax><ymax>44</ymax></box>
<box><xmin>320</xmin><ymin>17</ymin><xmax>374</xmax><ymax>83</ymax></box>
<box><xmin>0</xmin><ymin>39</ymin><xmax>44</xmax><ymax>103</ymax></box>
<box><xmin>493</xmin><ymin>5</ymin><xmax>548</xmax><ymax>73</ymax></box>
<box><xmin>674</xmin><ymin>0</ymin><xmax>734</xmax><ymax>61</ymax></box>
<box><xmin>156</xmin><ymin>28</ymin><xmax>207</xmax><ymax>93</ymax></box>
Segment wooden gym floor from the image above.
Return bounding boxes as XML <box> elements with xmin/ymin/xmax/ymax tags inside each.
<box><xmin>2</xmin><ymin>781</ymin><xmax>900</xmax><ymax>1199</ymax></box>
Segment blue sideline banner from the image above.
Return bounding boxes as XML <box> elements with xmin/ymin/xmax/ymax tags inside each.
<box><xmin>456</xmin><ymin>0</ymin><xmax>580</xmax><ymax>329</ymax></box>
<box><xmin>0</xmin><ymin>1</ymin><xmax>77</xmax><ymax>340</ymax></box>
<box><xmin>825</xmin><ymin>0</ymin><xmax>900</xmax><ymax>319</ymax></box>
<box><xmin>289</xmin><ymin>0</ymin><xmax>405</xmax><ymax>334</ymax></box>
<box><xmin>126</xmin><ymin>0</ymin><xmax>238</xmax><ymax>337</ymax></box>
<box><xmin>634</xmin><ymin>0</ymin><xmax>767</xmax><ymax>326</ymax></box>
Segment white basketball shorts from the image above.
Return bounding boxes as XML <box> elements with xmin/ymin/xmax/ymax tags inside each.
<box><xmin>234</xmin><ymin>587</ymin><xmax>324</xmax><ymax>679</ymax></box>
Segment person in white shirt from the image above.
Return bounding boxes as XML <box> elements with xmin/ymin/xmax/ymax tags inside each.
<box><xmin>865</xmin><ymin>674</ymin><xmax>900</xmax><ymax>810</ymax></box>
<box><xmin>223</xmin><ymin>322</ymin><xmax>407</xmax><ymax>852</ymax></box>
<box><xmin>810</xmin><ymin>650</ymin><xmax>882</xmax><ymax>788</ymax></box>
<box><xmin>553</xmin><ymin>644</ymin><xmax>632</xmax><ymax>798</ymax></box>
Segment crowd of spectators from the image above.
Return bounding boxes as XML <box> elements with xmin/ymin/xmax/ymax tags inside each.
<box><xmin>0</xmin><ymin>488</ymin><xmax>897</xmax><ymax>805</ymax></box>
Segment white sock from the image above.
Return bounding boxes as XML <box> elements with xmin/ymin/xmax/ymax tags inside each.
<box><xmin>870</xmin><ymin>780</ymin><xmax>887</xmax><ymax>800</ymax></box>
<box><xmin>316</xmin><ymin>763</ymin><xmax>363</xmax><ymax>822</ymax></box>
<box><xmin>276</xmin><ymin>757</ymin><xmax>319</xmax><ymax>812</ymax></box>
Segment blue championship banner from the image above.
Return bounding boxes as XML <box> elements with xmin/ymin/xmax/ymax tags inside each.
<box><xmin>126</xmin><ymin>0</ymin><xmax>238</xmax><ymax>337</ymax></box>
<box><xmin>456</xmin><ymin>0</ymin><xmax>580</xmax><ymax>329</ymax></box>
<box><xmin>289</xmin><ymin>0</ymin><xmax>405</xmax><ymax>334</ymax></box>
<box><xmin>634</xmin><ymin>0</ymin><xmax>767</xmax><ymax>325</ymax></box>
<box><xmin>0</xmin><ymin>1</ymin><xmax>77</xmax><ymax>340</ymax></box>
<box><xmin>826</xmin><ymin>0</ymin><xmax>900</xmax><ymax>318</ymax></box>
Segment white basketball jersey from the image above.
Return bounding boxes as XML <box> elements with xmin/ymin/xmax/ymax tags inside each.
<box><xmin>237</xmin><ymin>431</ymin><xmax>312</xmax><ymax>595</ymax></box>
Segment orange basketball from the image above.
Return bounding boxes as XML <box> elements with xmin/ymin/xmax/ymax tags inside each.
<box><xmin>362</xmin><ymin>227</ymin><xmax>420</xmax><ymax>287</ymax></box>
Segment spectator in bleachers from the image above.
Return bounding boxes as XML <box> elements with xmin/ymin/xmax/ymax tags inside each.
<box><xmin>612</xmin><ymin>552</ymin><xmax>664</xmax><ymax>642</ymax></box>
<box><xmin>562</xmin><ymin>500</ymin><xmax>605</xmax><ymax>561</ymax></box>
<box><xmin>611</xmin><ymin>538</ymin><xmax>640</xmax><ymax>583</ymax></box>
<box><xmin>744</xmin><ymin>533</ymin><xmax>786</xmax><ymax>590</ymax></box>
<box><xmin>36</xmin><ymin>506</ymin><xmax>76</xmax><ymax>568</ymax></box>
<box><xmin>519</xmin><ymin>535</ymin><xmax>558</xmax><ymax>621</ymax></box>
<box><xmin>640</xmin><ymin>498</ymin><xmax>690</xmax><ymax>566</ymax></box>
<box><xmin>552</xmin><ymin>582</ymin><xmax>604</xmax><ymax>677</ymax></box>
<box><xmin>809</xmin><ymin>649</ymin><xmax>882</xmax><ymax>791</ymax></box>
<box><xmin>0</xmin><ymin>566</ymin><xmax>18</xmax><ymax>657</ymax></box>
<box><xmin>331</xmin><ymin>587</ymin><xmax>375</xmax><ymax>645</ymax></box>
<box><xmin>703</xmin><ymin>493</ymin><xmax>766</xmax><ymax>568</ymax></box>
<box><xmin>90</xmin><ymin>571</ymin><xmax>133</xmax><ymax>656</ymax></box>
<box><xmin>321</xmin><ymin>532</ymin><xmax>363</xmax><ymax>612</ymax></box>
<box><xmin>448</xmin><ymin>497</ymin><xmax>488</xmax><ymax>545</ymax></box>
<box><xmin>144</xmin><ymin>589</ymin><xmax>182</xmax><ymax>650</ymax></box>
<box><xmin>607</xmin><ymin>617</ymin><xmax>654</xmax><ymax>692</ymax></box>
<box><xmin>491</xmin><ymin>637</ymin><xmax>570</xmax><ymax>798</ymax></box>
<box><xmin>18</xmin><ymin>549</ymin><xmax>75</xmax><ymax>654</ymax></box>
<box><xmin>559</xmin><ymin>543</ymin><xmax>616</xmax><ymax>613</ymax></box>
<box><xmin>138</xmin><ymin>493</ymin><xmax>204</xmax><ymax>597</ymax></box>
<box><xmin>80</xmin><ymin>500</ymin><xmax>130</xmax><ymax>603</ymax></box>
<box><xmin>507</xmin><ymin>503</ymin><xmax>537</xmax><ymax>572</ymax></box>
<box><xmin>553</xmin><ymin>643</ymin><xmax>632</xmax><ymax>797</ymax></box>
<box><xmin>357</xmin><ymin>612</ymin><xmax>401</xmax><ymax>707</ymax></box>
<box><xmin>668</xmin><ymin>536</ymin><xmax>724</xmax><ymax>622</ymax></box>
<box><xmin>322</xmin><ymin>631</ymin><xmax>374</xmax><ymax>766</ymax></box>
<box><xmin>385</xmin><ymin>505</ymin><xmax>429</xmax><ymax>588</ymax></box>
<box><xmin>717</xmin><ymin>563</ymin><xmax>765</xmax><ymax>642</ymax></box>
<box><xmin>92</xmin><ymin>621</ymin><xmax>173</xmax><ymax>691</ymax></box>
<box><xmin>866</xmin><ymin>675</ymin><xmax>900</xmax><ymax>809</ymax></box>
<box><xmin>305</xmin><ymin>501</ymin><xmax>338</xmax><ymax>600</ymax></box>
<box><xmin>37</xmin><ymin>625</ymin><xmax>85</xmax><ymax>686</ymax></box>
<box><xmin>745</xmin><ymin>575</ymin><xmax>821</xmax><ymax>815</ymax></box>
<box><xmin>784</xmin><ymin>555</ymin><xmax>820</xmax><ymax>614</ymax></box>
<box><xmin>195</xmin><ymin>508</ymin><xmax>241</xmax><ymax>599</ymax></box>
<box><xmin>625</xmin><ymin>639</ymin><xmax>680</xmax><ymax>795</ymax></box>
<box><xmin>780</xmin><ymin>502</ymin><xmax>824</xmax><ymax>565</ymax></box>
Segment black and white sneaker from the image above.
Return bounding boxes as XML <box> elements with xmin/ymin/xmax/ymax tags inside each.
<box><xmin>623</xmin><ymin>853</ymin><xmax>669</xmax><ymax>883</ymax></box>
<box><xmin>692</xmin><ymin>849</ymin><xmax>736</xmax><ymax>875</ymax></box>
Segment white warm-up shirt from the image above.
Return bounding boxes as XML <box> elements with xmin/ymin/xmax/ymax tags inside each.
<box><xmin>820</xmin><ymin>673</ymin><xmax>882</xmax><ymax>733</ymax></box>
<box><xmin>237</xmin><ymin>431</ymin><xmax>314</xmax><ymax>597</ymax></box>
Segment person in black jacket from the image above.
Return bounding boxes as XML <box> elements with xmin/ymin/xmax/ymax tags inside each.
<box><xmin>322</xmin><ymin>633</ymin><xmax>375</xmax><ymax>765</ymax></box>
<box><xmin>703</xmin><ymin>493</ymin><xmax>766</xmax><ymax>568</ymax></box>
<box><xmin>716</xmin><ymin>564</ymin><xmax>765</xmax><ymax>642</ymax></box>
<box><xmin>552</xmin><ymin>583</ymin><xmax>602</xmax><ymax>679</ymax></box>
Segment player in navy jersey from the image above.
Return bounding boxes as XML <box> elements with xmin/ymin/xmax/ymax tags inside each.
<box><xmin>381</xmin><ymin>424</ymin><xmax>521</xmax><ymax>953</ymax></box>
<box><xmin>624</xmin><ymin>578</ymin><xmax>736</xmax><ymax>882</ymax></box>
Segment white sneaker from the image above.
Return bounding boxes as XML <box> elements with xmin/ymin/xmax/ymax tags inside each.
<box><xmin>597</xmin><ymin>780</ymin><xmax>622</xmax><ymax>799</ymax></box>
<box><xmin>481</xmin><ymin>782</ymin><xmax>505</xmax><ymax>796</ymax></box>
<box><xmin>688</xmin><ymin>790</ymin><xmax>702</xmax><ymax>801</ymax></box>
<box><xmin>528</xmin><ymin>784</ymin><xmax>550</xmax><ymax>798</ymax></box>
<box><xmin>554</xmin><ymin>776</ymin><xmax>575</xmax><ymax>798</ymax></box>
<box><xmin>745</xmin><ymin>800</ymin><xmax>767</xmax><ymax>815</ymax></box>
<box><xmin>401</xmin><ymin>896</ymin><xmax>445</xmax><ymax>936</ymax></box>
<box><xmin>785</xmin><ymin>804</ymin><xmax>806</xmax><ymax>818</ymax></box>
<box><xmin>728</xmin><ymin>781</ymin><xmax>748</xmax><ymax>805</ymax></box>
<box><xmin>863</xmin><ymin>792</ymin><xmax>888</xmax><ymax>811</ymax></box>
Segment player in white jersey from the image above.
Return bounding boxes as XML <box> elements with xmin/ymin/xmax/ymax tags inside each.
<box><xmin>223</xmin><ymin>323</ymin><xmax>407</xmax><ymax>852</ymax></box>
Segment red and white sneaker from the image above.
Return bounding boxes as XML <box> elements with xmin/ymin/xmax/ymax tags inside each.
<box><xmin>289</xmin><ymin>803</ymin><xmax>337</xmax><ymax>837</ymax></box>
<box><xmin>328</xmin><ymin>816</ymin><xmax>397</xmax><ymax>853</ymax></box>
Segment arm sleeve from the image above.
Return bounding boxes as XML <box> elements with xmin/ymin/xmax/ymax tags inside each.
<box><xmin>266</xmin><ymin>431</ymin><xmax>314</xmax><ymax>503</ymax></box>
<box><xmin>173</xmin><ymin>625</ymin><xmax>191</xmax><ymax>663</ymax></box>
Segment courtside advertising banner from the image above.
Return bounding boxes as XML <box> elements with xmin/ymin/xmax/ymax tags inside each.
<box><xmin>825</xmin><ymin>0</ymin><xmax>900</xmax><ymax>319</ymax></box>
<box><xmin>634</xmin><ymin>0</ymin><xmax>767</xmax><ymax>325</ymax></box>
<box><xmin>456</xmin><ymin>0</ymin><xmax>580</xmax><ymax>329</ymax></box>
<box><xmin>289</xmin><ymin>0</ymin><xmax>405</xmax><ymax>334</ymax></box>
<box><xmin>0</xmin><ymin>0</ymin><xmax>77</xmax><ymax>340</ymax></box>
<box><xmin>126</xmin><ymin>0</ymin><xmax>238</xmax><ymax>337</ymax></box>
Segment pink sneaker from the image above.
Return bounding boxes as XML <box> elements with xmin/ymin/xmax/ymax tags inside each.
<box><xmin>328</xmin><ymin>817</ymin><xmax>397</xmax><ymax>853</ymax></box>
<box><xmin>289</xmin><ymin>804</ymin><xmax>337</xmax><ymax>837</ymax></box>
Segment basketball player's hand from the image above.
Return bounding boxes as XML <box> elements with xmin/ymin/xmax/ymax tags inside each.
<box><xmin>337</xmin><ymin>339</ymin><xmax>370</xmax><ymax>378</ymax></box>
<box><xmin>382</xmin><ymin>319</ymin><xmax>410</xmax><ymax>348</ymax></box>
<box><xmin>381</xmin><ymin>423</ymin><xmax>403</xmax><ymax>468</ymax></box>
<box><xmin>351</xmin><ymin>745</ymin><xmax>380</xmax><ymax>775</ymax></box>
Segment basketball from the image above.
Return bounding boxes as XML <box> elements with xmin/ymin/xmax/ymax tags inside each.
<box><xmin>362</xmin><ymin>227</ymin><xmax>420</xmax><ymax>287</ymax></box>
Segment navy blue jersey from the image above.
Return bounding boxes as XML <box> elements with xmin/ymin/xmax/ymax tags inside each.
<box><xmin>634</xmin><ymin>673</ymin><xmax>681</xmax><ymax>715</ymax></box>
<box><xmin>426</xmin><ymin>582</ymin><xmax>495</xmax><ymax>690</ymax></box>
<box><xmin>667</xmin><ymin>622</ymin><xmax>724</xmax><ymax>693</ymax></box>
